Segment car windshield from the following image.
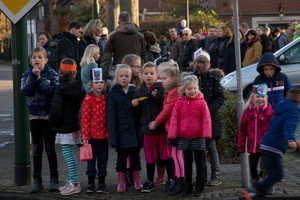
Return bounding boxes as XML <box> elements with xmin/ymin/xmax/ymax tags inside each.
<box><xmin>282</xmin><ymin>42</ymin><xmax>300</xmax><ymax>64</ymax></box>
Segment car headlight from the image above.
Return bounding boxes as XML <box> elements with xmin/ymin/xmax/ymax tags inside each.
<box><xmin>220</xmin><ymin>74</ymin><xmax>234</xmax><ymax>87</ymax></box>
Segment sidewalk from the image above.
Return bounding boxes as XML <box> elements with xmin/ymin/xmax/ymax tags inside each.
<box><xmin>0</xmin><ymin>143</ymin><xmax>300</xmax><ymax>200</ymax></box>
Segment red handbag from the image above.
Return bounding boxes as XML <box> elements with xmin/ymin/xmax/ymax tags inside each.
<box><xmin>80</xmin><ymin>144</ymin><xmax>93</xmax><ymax>162</ymax></box>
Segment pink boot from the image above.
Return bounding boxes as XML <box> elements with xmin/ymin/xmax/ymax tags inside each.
<box><xmin>133</xmin><ymin>171</ymin><xmax>143</xmax><ymax>190</ymax></box>
<box><xmin>117</xmin><ymin>172</ymin><xmax>126</xmax><ymax>192</ymax></box>
<box><xmin>154</xmin><ymin>167</ymin><xmax>165</xmax><ymax>185</ymax></box>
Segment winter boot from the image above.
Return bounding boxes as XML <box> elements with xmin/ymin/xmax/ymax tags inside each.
<box><xmin>133</xmin><ymin>171</ymin><xmax>143</xmax><ymax>190</ymax></box>
<box><xmin>154</xmin><ymin>167</ymin><xmax>165</xmax><ymax>185</ymax></box>
<box><xmin>117</xmin><ymin>172</ymin><xmax>126</xmax><ymax>192</ymax></box>
<box><xmin>86</xmin><ymin>176</ymin><xmax>95</xmax><ymax>193</ymax></box>
<box><xmin>168</xmin><ymin>176</ymin><xmax>177</xmax><ymax>192</ymax></box>
<box><xmin>182</xmin><ymin>177</ymin><xmax>193</xmax><ymax>195</ymax></box>
<box><xmin>97</xmin><ymin>176</ymin><xmax>106</xmax><ymax>193</ymax></box>
<box><xmin>30</xmin><ymin>179</ymin><xmax>44</xmax><ymax>194</ymax></box>
<box><xmin>207</xmin><ymin>174</ymin><xmax>222</xmax><ymax>186</ymax></box>
<box><xmin>194</xmin><ymin>177</ymin><xmax>205</xmax><ymax>196</ymax></box>
<box><xmin>49</xmin><ymin>177</ymin><xmax>59</xmax><ymax>192</ymax></box>
<box><xmin>168</xmin><ymin>177</ymin><xmax>185</xmax><ymax>195</ymax></box>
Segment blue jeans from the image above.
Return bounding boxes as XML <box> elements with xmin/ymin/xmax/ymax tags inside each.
<box><xmin>255</xmin><ymin>149</ymin><xmax>283</xmax><ymax>198</ymax></box>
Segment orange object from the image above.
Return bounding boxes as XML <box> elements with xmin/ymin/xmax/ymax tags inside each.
<box><xmin>60</xmin><ymin>63</ymin><xmax>77</xmax><ymax>71</ymax></box>
<box><xmin>80</xmin><ymin>144</ymin><xmax>93</xmax><ymax>162</ymax></box>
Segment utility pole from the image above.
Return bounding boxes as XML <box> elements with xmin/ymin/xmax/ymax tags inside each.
<box><xmin>93</xmin><ymin>0</ymin><xmax>99</xmax><ymax>19</ymax></box>
<box><xmin>186</xmin><ymin>0</ymin><xmax>189</xmax><ymax>27</ymax></box>
<box><xmin>11</xmin><ymin>17</ymin><xmax>31</xmax><ymax>186</ymax></box>
<box><xmin>232</xmin><ymin>0</ymin><xmax>250</xmax><ymax>188</ymax></box>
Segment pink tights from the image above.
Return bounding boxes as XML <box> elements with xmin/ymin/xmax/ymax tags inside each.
<box><xmin>172</xmin><ymin>146</ymin><xmax>184</xmax><ymax>178</ymax></box>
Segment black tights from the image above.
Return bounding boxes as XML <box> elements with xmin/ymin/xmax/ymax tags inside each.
<box><xmin>183</xmin><ymin>150</ymin><xmax>206</xmax><ymax>181</ymax></box>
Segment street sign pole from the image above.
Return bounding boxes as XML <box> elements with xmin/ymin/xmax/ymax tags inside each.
<box><xmin>11</xmin><ymin>17</ymin><xmax>31</xmax><ymax>186</ymax></box>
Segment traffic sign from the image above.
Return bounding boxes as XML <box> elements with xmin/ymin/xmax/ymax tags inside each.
<box><xmin>0</xmin><ymin>0</ymin><xmax>40</xmax><ymax>24</ymax></box>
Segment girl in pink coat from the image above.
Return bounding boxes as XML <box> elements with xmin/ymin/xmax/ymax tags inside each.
<box><xmin>168</xmin><ymin>75</ymin><xmax>212</xmax><ymax>196</ymax></box>
<box><xmin>238</xmin><ymin>84</ymin><xmax>273</xmax><ymax>186</ymax></box>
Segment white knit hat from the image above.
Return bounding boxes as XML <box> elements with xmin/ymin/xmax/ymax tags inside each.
<box><xmin>193</xmin><ymin>48</ymin><xmax>210</xmax><ymax>62</ymax></box>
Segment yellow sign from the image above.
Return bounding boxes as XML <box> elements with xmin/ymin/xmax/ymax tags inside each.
<box><xmin>0</xmin><ymin>0</ymin><xmax>40</xmax><ymax>24</ymax></box>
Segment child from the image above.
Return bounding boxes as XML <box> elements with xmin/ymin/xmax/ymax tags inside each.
<box><xmin>81</xmin><ymin>68</ymin><xmax>108</xmax><ymax>193</ymax></box>
<box><xmin>192</xmin><ymin>48</ymin><xmax>225</xmax><ymax>186</ymax></box>
<box><xmin>253</xmin><ymin>52</ymin><xmax>292</xmax><ymax>109</ymax></box>
<box><xmin>122</xmin><ymin>54</ymin><xmax>142</xmax><ymax>89</ymax></box>
<box><xmin>168</xmin><ymin>75</ymin><xmax>212</xmax><ymax>196</ymax></box>
<box><xmin>80</xmin><ymin>44</ymin><xmax>100</xmax><ymax>93</ymax></box>
<box><xmin>21</xmin><ymin>47</ymin><xmax>59</xmax><ymax>194</ymax></box>
<box><xmin>106</xmin><ymin>64</ymin><xmax>143</xmax><ymax>192</ymax></box>
<box><xmin>148</xmin><ymin>62</ymin><xmax>181</xmax><ymax>194</ymax></box>
<box><xmin>49</xmin><ymin>58</ymin><xmax>85</xmax><ymax>196</ymax></box>
<box><xmin>243</xmin><ymin>88</ymin><xmax>300</xmax><ymax>200</ymax></box>
<box><xmin>238</xmin><ymin>84</ymin><xmax>273</xmax><ymax>186</ymax></box>
<box><xmin>131</xmin><ymin>62</ymin><xmax>169</xmax><ymax>193</ymax></box>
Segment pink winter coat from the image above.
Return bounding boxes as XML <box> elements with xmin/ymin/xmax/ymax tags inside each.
<box><xmin>155</xmin><ymin>88</ymin><xmax>179</xmax><ymax>131</ymax></box>
<box><xmin>168</xmin><ymin>93</ymin><xmax>212</xmax><ymax>140</ymax></box>
<box><xmin>238</xmin><ymin>102</ymin><xmax>273</xmax><ymax>153</ymax></box>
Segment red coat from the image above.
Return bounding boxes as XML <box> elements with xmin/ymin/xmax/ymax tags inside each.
<box><xmin>155</xmin><ymin>88</ymin><xmax>179</xmax><ymax>131</ymax></box>
<box><xmin>168</xmin><ymin>93</ymin><xmax>212</xmax><ymax>140</ymax></box>
<box><xmin>238</xmin><ymin>102</ymin><xmax>273</xmax><ymax>153</ymax></box>
<box><xmin>81</xmin><ymin>93</ymin><xmax>108</xmax><ymax>140</ymax></box>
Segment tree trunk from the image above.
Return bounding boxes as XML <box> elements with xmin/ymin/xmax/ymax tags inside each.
<box><xmin>120</xmin><ymin>0</ymin><xmax>139</xmax><ymax>27</ymax></box>
<box><xmin>106</xmin><ymin>0</ymin><xmax>120</xmax><ymax>32</ymax></box>
<box><xmin>49</xmin><ymin>0</ymin><xmax>59</xmax><ymax>35</ymax></box>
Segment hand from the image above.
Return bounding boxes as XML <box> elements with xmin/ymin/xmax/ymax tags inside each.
<box><xmin>131</xmin><ymin>99</ymin><xmax>139</xmax><ymax>107</ymax></box>
<box><xmin>149</xmin><ymin>121</ymin><xmax>158</xmax><ymax>130</ymax></box>
<box><xmin>288</xmin><ymin>141</ymin><xmax>297</xmax><ymax>150</ymax></box>
<box><xmin>82</xmin><ymin>139</ymin><xmax>89</xmax><ymax>145</ymax></box>
<box><xmin>32</xmin><ymin>67</ymin><xmax>41</xmax><ymax>79</ymax></box>
<box><xmin>151</xmin><ymin>89</ymin><xmax>158</xmax><ymax>97</ymax></box>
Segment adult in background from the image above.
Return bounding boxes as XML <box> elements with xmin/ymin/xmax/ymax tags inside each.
<box><xmin>272</xmin><ymin>27</ymin><xmax>282</xmax><ymax>52</ymax></box>
<box><xmin>170</xmin><ymin>31</ymin><xmax>183</xmax><ymax>66</ymax></box>
<box><xmin>167</xmin><ymin>28</ymin><xmax>178</xmax><ymax>53</ymax></box>
<box><xmin>239</xmin><ymin>23</ymin><xmax>250</xmax><ymax>35</ymax></box>
<box><xmin>100</xmin><ymin>27</ymin><xmax>109</xmax><ymax>50</ymax></box>
<box><xmin>78</xmin><ymin>19</ymin><xmax>103</xmax><ymax>68</ymax></box>
<box><xmin>264</xmin><ymin>27</ymin><xmax>271</xmax><ymax>37</ymax></box>
<box><xmin>203</xmin><ymin>26</ymin><xmax>217</xmax><ymax>61</ymax></box>
<box><xmin>181</xmin><ymin>28</ymin><xmax>197</xmax><ymax>71</ymax></box>
<box><xmin>37</xmin><ymin>32</ymin><xmax>58</xmax><ymax>70</ymax></box>
<box><xmin>144</xmin><ymin>31</ymin><xmax>161</xmax><ymax>62</ymax></box>
<box><xmin>256</xmin><ymin>26</ymin><xmax>269</xmax><ymax>54</ymax></box>
<box><xmin>278</xmin><ymin>24</ymin><xmax>289</xmax><ymax>49</ymax></box>
<box><xmin>194</xmin><ymin>31</ymin><xmax>202</xmax><ymax>47</ymax></box>
<box><xmin>286</xmin><ymin>19</ymin><xmax>298</xmax><ymax>44</ymax></box>
<box><xmin>242</xmin><ymin>30</ymin><xmax>262</xmax><ymax>67</ymax></box>
<box><xmin>293</xmin><ymin>24</ymin><xmax>300</xmax><ymax>41</ymax></box>
<box><xmin>101</xmin><ymin>11</ymin><xmax>147</xmax><ymax>80</ymax></box>
<box><xmin>159</xmin><ymin>35</ymin><xmax>168</xmax><ymax>56</ymax></box>
<box><xmin>56</xmin><ymin>20</ymin><xmax>82</xmax><ymax>76</ymax></box>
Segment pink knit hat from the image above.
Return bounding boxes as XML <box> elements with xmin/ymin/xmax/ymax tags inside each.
<box><xmin>201</xmin><ymin>32</ymin><xmax>208</xmax><ymax>37</ymax></box>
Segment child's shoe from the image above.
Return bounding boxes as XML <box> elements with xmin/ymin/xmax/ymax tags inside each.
<box><xmin>206</xmin><ymin>174</ymin><xmax>222</xmax><ymax>186</ymax></box>
<box><xmin>164</xmin><ymin>179</ymin><xmax>174</xmax><ymax>191</ymax></box>
<box><xmin>154</xmin><ymin>167</ymin><xmax>165</xmax><ymax>185</ymax></box>
<box><xmin>49</xmin><ymin>178</ymin><xmax>59</xmax><ymax>192</ymax></box>
<box><xmin>97</xmin><ymin>176</ymin><xmax>106</xmax><ymax>193</ymax></box>
<box><xmin>182</xmin><ymin>178</ymin><xmax>193</xmax><ymax>196</ymax></box>
<box><xmin>243</xmin><ymin>187</ymin><xmax>259</xmax><ymax>200</ymax></box>
<box><xmin>267</xmin><ymin>185</ymin><xmax>275</xmax><ymax>195</ymax></box>
<box><xmin>168</xmin><ymin>177</ymin><xmax>185</xmax><ymax>195</ymax></box>
<box><xmin>59</xmin><ymin>180</ymin><xmax>70</xmax><ymax>192</ymax></box>
<box><xmin>30</xmin><ymin>180</ymin><xmax>44</xmax><ymax>194</ymax></box>
<box><xmin>193</xmin><ymin>178</ymin><xmax>204</xmax><ymax>196</ymax></box>
<box><xmin>141</xmin><ymin>181</ymin><xmax>155</xmax><ymax>193</ymax></box>
<box><xmin>117</xmin><ymin>172</ymin><xmax>126</xmax><ymax>192</ymax></box>
<box><xmin>60</xmin><ymin>183</ymin><xmax>81</xmax><ymax>195</ymax></box>
<box><xmin>86</xmin><ymin>176</ymin><xmax>95</xmax><ymax>194</ymax></box>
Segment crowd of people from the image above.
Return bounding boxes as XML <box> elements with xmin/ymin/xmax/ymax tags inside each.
<box><xmin>22</xmin><ymin>11</ymin><xmax>300</xmax><ymax>199</ymax></box>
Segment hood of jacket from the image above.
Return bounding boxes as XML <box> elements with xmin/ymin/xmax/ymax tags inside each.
<box><xmin>149</xmin><ymin>44</ymin><xmax>161</xmax><ymax>54</ymax></box>
<box><xmin>116</xmin><ymin>23</ymin><xmax>138</xmax><ymax>34</ymax></box>
<box><xmin>179</xmin><ymin>93</ymin><xmax>204</xmax><ymax>101</ymax></box>
<box><xmin>257</xmin><ymin>52</ymin><xmax>281</xmax><ymax>75</ymax></box>
<box><xmin>44</xmin><ymin>39</ymin><xmax>58</xmax><ymax>49</ymax></box>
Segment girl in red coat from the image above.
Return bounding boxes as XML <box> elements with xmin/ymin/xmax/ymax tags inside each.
<box><xmin>168</xmin><ymin>75</ymin><xmax>212</xmax><ymax>196</ymax></box>
<box><xmin>238</xmin><ymin>83</ymin><xmax>273</xmax><ymax>186</ymax></box>
<box><xmin>81</xmin><ymin>68</ymin><xmax>108</xmax><ymax>193</ymax></box>
<box><xmin>149</xmin><ymin>62</ymin><xmax>181</xmax><ymax>193</ymax></box>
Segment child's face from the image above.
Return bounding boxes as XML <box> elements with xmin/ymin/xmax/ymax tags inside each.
<box><xmin>117</xmin><ymin>68</ymin><xmax>131</xmax><ymax>88</ymax></box>
<box><xmin>263</xmin><ymin>65</ymin><xmax>276</xmax><ymax>78</ymax></box>
<box><xmin>184</xmin><ymin>82</ymin><xmax>199</xmax><ymax>98</ymax></box>
<box><xmin>131</xmin><ymin>59</ymin><xmax>141</xmax><ymax>78</ymax></box>
<box><xmin>31</xmin><ymin>51</ymin><xmax>47</xmax><ymax>71</ymax></box>
<box><xmin>252</xmin><ymin>94</ymin><xmax>267</xmax><ymax>108</ymax></box>
<box><xmin>141</xmin><ymin>66</ymin><xmax>157</xmax><ymax>86</ymax></box>
<box><xmin>93</xmin><ymin>51</ymin><xmax>100</xmax><ymax>62</ymax></box>
<box><xmin>160</xmin><ymin>71</ymin><xmax>173</xmax><ymax>89</ymax></box>
<box><xmin>92</xmin><ymin>81</ymin><xmax>105</xmax><ymax>94</ymax></box>
<box><xmin>193</xmin><ymin>56</ymin><xmax>210</xmax><ymax>74</ymax></box>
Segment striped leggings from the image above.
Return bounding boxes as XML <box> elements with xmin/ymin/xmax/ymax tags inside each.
<box><xmin>62</xmin><ymin>145</ymin><xmax>79</xmax><ymax>184</ymax></box>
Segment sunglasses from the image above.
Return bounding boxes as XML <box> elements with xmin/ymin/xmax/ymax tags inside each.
<box><xmin>183</xmin><ymin>33</ymin><xmax>189</xmax><ymax>36</ymax></box>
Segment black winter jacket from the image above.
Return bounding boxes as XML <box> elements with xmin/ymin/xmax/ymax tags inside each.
<box><xmin>50</xmin><ymin>76</ymin><xmax>85</xmax><ymax>133</ymax></box>
<box><xmin>106</xmin><ymin>84</ymin><xmax>142</xmax><ymax>149</ymax></box>
<box><xmin>194</xmin><ymin>70</ymin><xmax>225</xmax><ymax>139</ymax></box>
<box><xmin>132</xmin><ymin>82</ymin><xmax>166</xmax><ymax>134</ymax></box>
<box><xmin>43</xmin><ymin>39</ymin><xmax>58</xmax><ymax>70</ymax></box>
<box><xmin>214</xmin><ymin>36</ymin><xmax>231</xmax><ymax>69</ymax></box>
<box><xmin>181</xmin><ymin>39</ymin><xmax>197</xmax><ymax>69</ymax></box>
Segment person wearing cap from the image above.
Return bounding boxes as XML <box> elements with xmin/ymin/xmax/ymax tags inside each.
<box><xmin>293</xmin><ymin>24</ymin><xmax>300</xmax><ymax>41</ymax></box>
<box><xmin>253</xmin><ymin>52</ymin><xmax>292</xmax><ymax>109</ymax></box>
<box><xmin>243</xmin><ymin>87</ymin><xmax>300</xmax><ymax>200</ymax></box>
<box><xmin>192</xmin><ymin>48</ymin><xmax>225</xmax><ymax>186</ymax></box>
<box><xmin>238</xmin><ymin>84</ymin><xmax>273</xmax><ymax>187</ymax></box>
<box><xmin>50</xmin><ymin>58</ymin><xmax>85</xmax><ymax>196</ymax></box>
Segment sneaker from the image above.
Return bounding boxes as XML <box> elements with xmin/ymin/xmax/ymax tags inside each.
<box><xmin>86</xmin><ymin>184</ymin><xmax>95</xmax><ymax>194</ymax></box>
<box><xmin>97</xmin><ymin>183</ymin><xmax>106</xmax><ymax>193</ymax></box>
<box><xmin>49</xmin><ymin>179</ymin><xmax>59</xmax><ymax>192</ymax></box>
<box><xmin>267</xmin><ymin>185</ymin><xmax>275</xmax><ymax>195</ymax></box>
<box><xmin>30</xmin><ymin>181</ymin><xmax>44</xmax><ymax>194</ymax></box>
<box><xmin>164</xmin><ymin>179</ymin><xmax>174</xmax><ymax>192</ymax></box>
<box><xmin>206</xmin><ymin>175</ymin><xmax>222</xmax><ymax>186</ymax></box>
<box><xmin>141</xmin><ymin>181</ymin><xmax>155</xmax><ymax>193</ymax></box>
<box><xmin>60</xmin><ymin>183</ymin><xmax>81</xmax><ymax>196</ymax></box>
<box><xmin>59</xmin><ymin>180</ymin><xmax>70</xmax><ymax>192</ymax></box>
<box><xmin>243</xmin><ymin>187</ymin><xmax>258</xmax><ymax>200</ymax></box>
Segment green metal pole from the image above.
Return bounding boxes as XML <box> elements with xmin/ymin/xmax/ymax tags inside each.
<box><xmin>11</xmin><ymin>17</ymin><xmax>31</xmax><ymax>186</ymax></box>
<box><xmin>93</xmin><ymin>0</ymin><xmax>99</xmax><ymax>19</ymax></box>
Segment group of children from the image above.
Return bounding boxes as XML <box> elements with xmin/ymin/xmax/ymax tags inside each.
<box><xmin>21</xmin><ymin>44</ymin><xmax>300</xmax><ymax>199</ymax></box>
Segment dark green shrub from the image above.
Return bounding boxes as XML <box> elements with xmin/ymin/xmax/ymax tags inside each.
<box><xmin>217</xmin><ymin>90</ymin><xmax>239</xmax><ymax>163</ymax></box>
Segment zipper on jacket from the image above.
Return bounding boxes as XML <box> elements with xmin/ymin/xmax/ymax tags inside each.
<box><xmin>254</xmin><ymin>108</ymin><xmax>258</xmax><ymax>153</ymax></box>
